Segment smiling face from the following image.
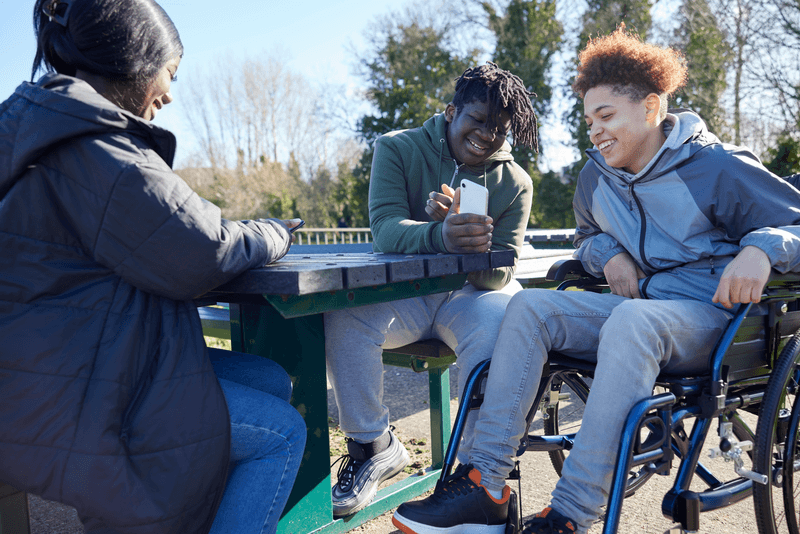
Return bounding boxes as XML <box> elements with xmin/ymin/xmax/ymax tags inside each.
<box><xmin>445</xmin><ymin>100</ymin><xmax>511</xmax><ymax>166</ymax></box>
<box><xmin>583</xmin><ymin>85</ymin><xmax>666</xmax><ymax>174</ymax></box>
<box><xmin>135</xmin><ymin>56</ymin><xmax>181</xmax><ymax>121</ymax></box>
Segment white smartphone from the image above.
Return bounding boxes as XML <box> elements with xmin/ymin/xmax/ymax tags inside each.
<box><xmin>459</xmin><ymin>179</ymin><xmax>489</xmax><ymax>216</ymax></box>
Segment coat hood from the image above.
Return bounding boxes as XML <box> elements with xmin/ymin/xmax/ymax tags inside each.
<box><xmin>584</xmin><ymin>109</ymin><xmax>720</xmax><ymax>184</ymax></box>
<box><xmin>0</xmin><ymin>73</ymin><xmax>176</xmax><ymax>199</ymax></box>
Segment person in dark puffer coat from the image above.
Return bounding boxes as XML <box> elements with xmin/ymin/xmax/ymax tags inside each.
<box><xmin>0</xmin><ymin>1</ymin><xmax>306</xmax><ymax>533</ymax></box>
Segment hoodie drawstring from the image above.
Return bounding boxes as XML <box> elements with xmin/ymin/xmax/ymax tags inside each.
<box><xmin>437</xmin><ymin>138</ymin><xmax>445</xmax><ymax>185</ymax></box>
<box><xmin>449</xmin><ymin>161</ymin><xmax>461</xmax><ymax>188</ymax></box>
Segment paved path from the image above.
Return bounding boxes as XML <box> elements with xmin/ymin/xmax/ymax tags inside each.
<box><xmin>29</xmin><ymin>364</ymin><xmax>759</xmax><ymax>534</ymax></box>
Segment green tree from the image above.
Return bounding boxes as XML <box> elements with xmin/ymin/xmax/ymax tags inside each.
<box><xmin>483</xmin><ymin>0</ymin><xmax>564</xmax><ymax>172</ymax></box>
<box><xmin>332</xmin><ymin>158</ymin><xmax>371</xmax><ymax>228</ymax></box>
<box><xmin>672</xmin><ymin>0</ymin><xmax>730</xmax><ymax>138</ymax></box>
<box><xmin>532</xmin><ymin>171</ymin><xmax>576</xmax><ymax>229</ymax></box>
<box><xmin>764</xmin><ymin>131</ymin><xmax>800</xmax><ymax>176</ymax></box>
<box><xmin>567</xmin><ymin>0</ymin><xmax>653</xmax><ymax>166</ymax></box>
<box><xmin>349</xmin><ymin>4</ymin><xmax>482</xmax><ymax>230</ymax></box>
<box><xmin>356</xmin><ymin>13</ymin><xmax>481</xmax><ymax>146</ymax></box>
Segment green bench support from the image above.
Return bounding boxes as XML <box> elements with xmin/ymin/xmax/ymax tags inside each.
<box><xmin>198</xmin><ymin>306</ymin><xmax>456</xmax><ymax>468</ymax></box>
<box><xmin>381</xmin><ymin>339</ymin><xmax>455</xmax><ymax>468</ymax></box>
<box><xmin>0</xmin><ymin>483</ymin><xmax>30</xmax><ymax>534</ymax></box>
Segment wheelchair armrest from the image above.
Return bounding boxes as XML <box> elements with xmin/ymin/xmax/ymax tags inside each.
<box><xmin>546</xmin><ymin>259</ymin><xmax>605</xmax><ymax>283</ymax></box>
<box><xmin>768</xmin><ymin>271</ymin><xmax>800</xmax><ymax>285</ymax></box>
<box><xmin>764</xmin><ymin>271</ymin><xmax>800</xmax><ymax>300</ymax></box>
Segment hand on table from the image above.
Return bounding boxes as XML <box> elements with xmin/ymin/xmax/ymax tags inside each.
<box><xmin>282</xmin><ymin>218</ymin><xmax>304</xmax><ymax>243</ymax></box>
<box><xmin>426</xmin><ymin>184</ymin><xmax>456</xmax><ymax>222</ymax></box>
<box><xmin>603</xmin><ymin>252</ymin><xmax>646</xmax><ymax>299</ymax></box>
<box><xmin>442</xmin><ymin>187</ymin><xmax>494</xmax><ymax>254</ymax></box>
<box><xmin>712</xmin><ymin>246</ymin><xmax>772</xmax><ymax>309</ymax></box>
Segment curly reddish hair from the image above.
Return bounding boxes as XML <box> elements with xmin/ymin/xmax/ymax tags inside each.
<box><xmin>572</xmin><ymin>23</ymin><xmax>687</xmax><ymax>106</ymax></box>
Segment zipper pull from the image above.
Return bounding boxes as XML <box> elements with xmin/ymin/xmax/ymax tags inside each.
<box><xmin>450</xmin><ymin>161</ymin><xmax>460</xmax><ymax>188</ymax></box>
<box><xmin>628</xmin><ymin>183</ymin><xmax>634</xmax><ymax>211</ymax></box>
<box><xmin>710</xmin><ymin>257</ymin><xmax>716</xmax><ymax>275</ymax></box>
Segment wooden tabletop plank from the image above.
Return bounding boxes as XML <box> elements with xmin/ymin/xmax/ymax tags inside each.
<box><xmin>211</xmin><ymin>250</ymin><xmax>516</xmax><ymax>296</ymax></box>
<box><xmin>213</xmin><ymin>263</ymin><xmax>344</xmax><ymax>294</ymax></box>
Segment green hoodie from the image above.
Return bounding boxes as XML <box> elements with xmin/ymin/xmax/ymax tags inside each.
<box><xmin>369</xmin><ymin>113</ymin><xmax>533</xmax><ymax>290</ymax></box>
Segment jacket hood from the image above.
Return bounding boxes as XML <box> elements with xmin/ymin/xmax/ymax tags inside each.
<box><xmin>421</xmin><ymin>112</ymin><xmax>514</xmax><ymax>171</ymax></box>
<box><xmin>585</xmin><ymin>109</ymin><xmax>719</xmax><ymax>183</ymax></box>
<box><xmin>0</xmin><ymin>73</ymin><xmax>176</xmax><ymax>198</ymax></box>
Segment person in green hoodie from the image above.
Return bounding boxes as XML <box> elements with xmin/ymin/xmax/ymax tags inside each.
<box><xmin>324</xmin><ymin>62</ymin><xmax>539</xmax><ymax>517</ymax></box>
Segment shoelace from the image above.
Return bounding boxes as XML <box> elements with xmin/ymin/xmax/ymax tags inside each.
<box><xmin>523</xmin><ymin>511</ymin><xmax>574</xmax><ymax>534</ymax></box>
<box><xmin>330</xmin><ymin>440</ymin><xmax>365</xmax><ymax>492</ymax></box>
<box><xmin>428</xmin><ymin>465</ymin><xmax>479</xmax><ymax>503</ymax></box>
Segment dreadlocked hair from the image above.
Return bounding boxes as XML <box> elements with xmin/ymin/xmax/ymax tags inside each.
<box><xmin>573</xmin><ymin>23</ymin><xmax>686</xmax><ymax>117</ymax></box>
<box><xmin>452</xmin><ymin>62</ymin><xmax>539</xmax><ymax>153</ymax></box>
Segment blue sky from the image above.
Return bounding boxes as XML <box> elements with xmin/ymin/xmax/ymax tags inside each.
<box><xmin>0</xmin><ymin>0</ymin><xmax>582</xmax><ymax>169</ymax></box>
<box><xmin>0</xmin><ymin>0</ymin><xmax>407</xmax><ymax>163</ymax></box>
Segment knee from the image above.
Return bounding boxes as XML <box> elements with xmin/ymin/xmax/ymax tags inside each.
<box><xmin>505</xmin><ymin>289</ymin><xmax>564</xmax><ymax>321</ymax></box>
<box><xmin>266</xmin><ymin>400</ymin><xmax>307</xmax><ymax>455</ymax></box>
<box><xmin>285</xmin><ymin>405</ymin><xmax>307</xmax><ymax>453</ymax></box>
<box><xmin>601</xmin><ymin>300</ymin><xmax>664</xmax><ymax>341</ymax></box>
<box><xmin>598</xmin><ymin>301</ymin><xmax>664</xmax><ymax>370</ymax></box>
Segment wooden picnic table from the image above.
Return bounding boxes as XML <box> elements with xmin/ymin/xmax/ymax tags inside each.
<box><xmin>199</xmin><ymin>249</ymin><xmax>516</xmax><ymax>534</ymax></box>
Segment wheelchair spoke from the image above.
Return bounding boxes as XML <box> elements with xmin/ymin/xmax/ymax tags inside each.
<box><xmin>540</xmin><ymin>371</ymin><xmax>659</xmax><ymax>497</ymax></box>
<box><xmin>754</xmin><ymin>334</ymin><xmax>800</xmax><ymax>534</ymax></box>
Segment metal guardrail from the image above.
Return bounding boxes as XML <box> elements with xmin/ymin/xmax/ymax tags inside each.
<box><xmin>292</xmin><ymin>228</ymin><xmax>576</xmax><ymax>248</ymax></box>
<box><xmin>293</xmin><ymin>228</ymin><xmax>372</xmax><ymax>245</ymax></box>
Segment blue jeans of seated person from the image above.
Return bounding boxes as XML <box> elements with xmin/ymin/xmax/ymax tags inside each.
<box><xmin>324</xmin><ymin>280</ymin><xmax>521</xmax><ymax>463</ymax></box>
<box><xmin>467</xmin><ymin>289</ymin><xmax>732</xmax><ymax>533</ymax></box>
<box><xmin>208</xmin><ymin>348</ymin><xmax>306</xmax><ymax>534</ymax></box>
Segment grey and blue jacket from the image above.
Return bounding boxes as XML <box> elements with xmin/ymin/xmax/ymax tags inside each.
<box><xmin>573</xmin><ymin>110</ymin><xmax>800</xmax><ymax>308</ymax></box>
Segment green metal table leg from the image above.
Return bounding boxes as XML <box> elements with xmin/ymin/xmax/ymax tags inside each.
<box><xmin>227</xmin><ymin>302</ymin><xmax>451</xmax><ymax>533</ymax></box>
<box><xmin>230</xmin><ymin>302</ymin><xmax>334</xmax><ymax>533</ymax></box>
<box><xmin>428</xmin><ymin>367</ymin><xmax>451</xmax><ymax>469</ymax></box>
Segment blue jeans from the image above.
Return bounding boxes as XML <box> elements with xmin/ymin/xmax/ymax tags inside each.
<box><xmin>208</xmin><ymin>348</ymin><xmax>306</xmax><ymax>534</ymax></box>
<box><xmin>468</xmin><ymin>289</ymin><xmax>732</xmax><ymax>533</ymax></box>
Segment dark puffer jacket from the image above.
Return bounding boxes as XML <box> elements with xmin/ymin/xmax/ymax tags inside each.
<box><xmin>0</xmin><ymin>74</ymin><xmax>292</xmax><ymax>533</ymax></box>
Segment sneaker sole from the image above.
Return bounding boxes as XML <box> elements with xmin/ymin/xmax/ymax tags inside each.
<box><xmin>332</xmin><ymin>440</ymin><xmax>411</xmax><ymax>517</ymax></box>
<box><xmin>392</xmin><ymin>512</ymin><xmax>506</xmax><ymax>534</ymax></box>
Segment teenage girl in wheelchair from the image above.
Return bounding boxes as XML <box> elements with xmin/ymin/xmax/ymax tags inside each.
<box><xmin>391</xmin><ymin>25</ymin><xmax>800</xmax><ymax>534</ymax></box>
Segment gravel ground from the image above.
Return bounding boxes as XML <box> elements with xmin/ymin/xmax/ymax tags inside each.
<box><xmin>28</xmin><ymin>364</ymin><xmax>761</xmax><ymax>534</ymax></box>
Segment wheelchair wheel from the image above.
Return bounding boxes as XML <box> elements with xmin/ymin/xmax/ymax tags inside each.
<box><xmin>542</xmin><ymin>371</ymin><xmax>660</xmax><ymax>495</ymax></box>
<box><xmin>543</xmin><ymin>371</ymin><xmax>590</xmax><ymax>476</ymax></box>
<box><xmin>541</xmin><ymin>371</ymin><xmax>751</xmax><ymax>497</ymax></box>
<box><xmin>754</xmin><ymin>333</ymin><xmax>800</xmax><ymax>534</ymax></box>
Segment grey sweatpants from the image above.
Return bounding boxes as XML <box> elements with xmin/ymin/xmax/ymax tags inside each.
<box><xmin>324</xmin><ymin>280</ymin><xmax>521</xmax><ymax>462</ymax></box>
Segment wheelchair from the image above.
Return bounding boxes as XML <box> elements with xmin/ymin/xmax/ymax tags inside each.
<box><xmin>440</xmin><ymin>259</ymin><xmax>800</xmax><ymax>534</ymax></box>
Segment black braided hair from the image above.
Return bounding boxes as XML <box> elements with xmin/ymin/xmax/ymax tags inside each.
<box><xmin>452</xmin><ymin>61</ymin><xmax>539</xmax><ymax>152</ymax></box>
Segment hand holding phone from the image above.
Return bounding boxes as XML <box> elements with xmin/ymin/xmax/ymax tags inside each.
<box><xmin>459</xmin><ymin>180</ymin><xmax>488</xmax><ymax>216</ymax></box>
<box><xmin>289</xmin><ymin>219</ymin><xmax>305</xmax><ymax>233</ymax></box>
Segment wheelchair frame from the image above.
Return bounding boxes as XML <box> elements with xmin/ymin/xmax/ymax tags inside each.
<box><xmin>439</xmin><ymin>259</ymin><xmax>800</xmax><ymax>534</ymax></box>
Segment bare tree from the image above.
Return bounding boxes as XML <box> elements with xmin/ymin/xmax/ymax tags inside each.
<box><xmin>711</xmin><ymin>0</ymin><xmax>773</xmax><ymax>144</ymax></box>
<box><xmin>179</xmin><ymin>53</ymin><xmax>347</xmax><ymax>180</ymax></box>
<box><xmin>177</xmin><ymin>53</ymin><xmax>363</xmax><ymax>222</ymax></box>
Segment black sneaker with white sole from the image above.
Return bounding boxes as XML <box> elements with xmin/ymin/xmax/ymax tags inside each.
<box><xmin>331</xmin><ymin>429</ymin><xmax>410</xmax><ymax>517</ymax></box>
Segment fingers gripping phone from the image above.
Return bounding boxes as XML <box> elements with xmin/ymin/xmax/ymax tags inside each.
<box><xmin>459</xmin><ymin>180</ymin><xmax>489</xmax><ymax>216</ymax></box>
